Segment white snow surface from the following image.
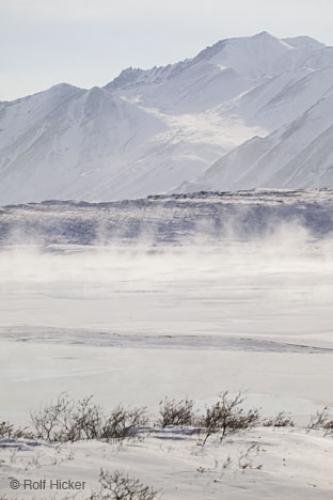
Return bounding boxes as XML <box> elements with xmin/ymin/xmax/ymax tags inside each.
<box><xmin>1</xmin><ymin>428</ymin><xmax>333</xmax><ymax>499</ymax></box>
<box><xmin>0</xmin><ymin>193</ymin><xmax>333</xmax><ymax>498</ymax></box>
<box><xmin>2</xmin><ymin>32</ymin><xmax>333</xmax><ymax>203</ymax></box>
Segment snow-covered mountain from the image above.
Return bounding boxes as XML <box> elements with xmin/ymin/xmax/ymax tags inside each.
<box><xmin>181</xmin><ymin>92</ymin><xmax>333</xmax><ymax>192</ymax></box>
<box><xmin>1</xmin><ymin>32</ymin><xmax>333</xmax><ymax>203</ymax></box>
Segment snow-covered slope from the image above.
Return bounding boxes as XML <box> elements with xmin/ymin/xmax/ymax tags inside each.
<box><xmin>185</xmin><ymin>88</ymin><xmax>333</xmax><ymax>192</ymax></box>
<box><xmin>1</xmin><ymin>32</ymin><xmax>333</xmax><ymax>203</ymax></box>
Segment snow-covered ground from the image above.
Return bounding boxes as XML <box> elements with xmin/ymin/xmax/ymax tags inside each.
<box><xmin>0</xmin><ymin>192</ymin><xmax>332</xmax><ymax>498</ymax></box>
<box><xmin>1</xmin><ymin>427</ymin><xmax>333</xmax><ymax>499</ymax></box>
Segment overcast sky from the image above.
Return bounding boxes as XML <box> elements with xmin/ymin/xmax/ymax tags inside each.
<box><xmin>1</xmin><ymin>0</ymin><xmax>332</xmax><ymax>100</ymax></box>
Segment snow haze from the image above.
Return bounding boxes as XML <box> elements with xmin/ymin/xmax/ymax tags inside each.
<box><xmin>1</xmin><ymin>197</ymin><xmax>333</xmax><ymax>428</ymax></box>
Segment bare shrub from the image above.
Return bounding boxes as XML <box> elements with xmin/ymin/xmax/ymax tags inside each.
<box><xmin>31</xmin><ymin>393</ymin><xmax>102</xmax><ymax>442</ymax></box>
<box><xmin>0</xmin><ymin>421</ymin><xmax>33</xmax><ymax>440</ymax></box>
<box><xmin>101</xmin><ymin>407</ymin><xmax>147</xmax><ymax>440</ymax></box>
<box><xmin>159</xmin><ymin>397</ymin><xmax>194</xmax><ymax>427</ymax></box>
<box><xmin>0</xmin><ymin>421</ymin><xmax>15</xmax><ymax>438</ymax></box>
<box><xmin>263</xmin><ymin>412</ymin><xmax>295</xmax><ymax>428</ymax></box>
<box><xmin>201</xmin><ymin>392</ymin><xmax>259</xmax><ymax>446</ymax></box>
<box><xmin>308</xmin><ymin>407</ymin><xmax>329</xmax><ymax>431</ymax></box>
<box><xmin>90</xmin><ymin>469</ymin><xmax>158</xmax><ymax>500</ymax></box>
<box><xmin>308</xmin><ymin>407</ymin><xmax>333</xmax><ymax>435</ymax></box>
<box><xmin>67</xmin><ymin>395</ymin><xmax>102</xmax><ymax>441</ymax></box>
<box><xmin>323</xmin><ymin>420</ymin><xmax>333</xmax><ymax>435</ymax></box>
<box><xmin>238</xmin><ymin>442</ymin><xmax>262</xmax><ymax>470</ymax></box>
<box><xmin>31</xmin><ymin>394</ymin><xmax>147</xmax><ymax>443</ymax></box>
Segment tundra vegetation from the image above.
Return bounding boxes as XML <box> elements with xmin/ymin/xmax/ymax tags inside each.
<box><xmin>0</xmin><ymin>392</ymin><xmax>331</xmax><ymax>444</ymax></box>
<box><xmin>1</xmin><ymin>392</ymin><xmax>332</xmax><ymax>499</ymax></box>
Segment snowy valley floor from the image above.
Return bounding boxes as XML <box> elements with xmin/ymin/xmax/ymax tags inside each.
<box><xmin>0</xmin><ymin>232</ymin><xmax>333</xmax><ymax>499</ymax></box>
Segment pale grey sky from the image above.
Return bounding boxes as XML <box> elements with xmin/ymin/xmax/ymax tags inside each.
<box><xmin>1</xmin><ymin>0</ymin><xmax>332</xmax><ymax>100</ymax></box>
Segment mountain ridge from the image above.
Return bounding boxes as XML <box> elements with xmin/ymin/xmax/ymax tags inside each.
<box><xmin>1</xmin><ymin>31</ymin><xmax>333</xmax><ymax>204</ymax></box>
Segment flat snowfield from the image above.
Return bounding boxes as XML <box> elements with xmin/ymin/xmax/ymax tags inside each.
<box><xmin>0</xmin><ymin>193</ymin><xmax>332</xmax><ymax>498</ymax></box>
<box><xmin>0</xmin><ymin>237</ymin><xmax>333</xmax><ymax>418</ymax></box>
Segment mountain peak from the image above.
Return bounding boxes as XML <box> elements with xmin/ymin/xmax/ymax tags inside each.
<box><xmin>48</xmin><ymin>82</ymin><xmax>83</xmax><ymax>94</ymax></box>
<box><xmin>283</xmin><ymin>35</ymin><xmax>325</xmax><ymax>50</ymax></box>
<box><xmin>253</xmin><ymin>30</ymin><xmax>275</xmax><ymax>39</ymax></box>
<box><xmin>191</xmin><ymin>31</ymin><xmax>292</xmax><ymax>79</ymax></box>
